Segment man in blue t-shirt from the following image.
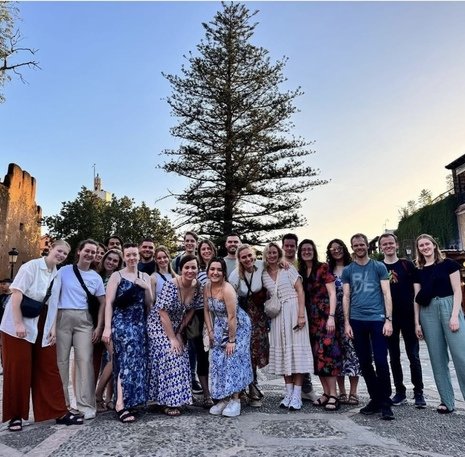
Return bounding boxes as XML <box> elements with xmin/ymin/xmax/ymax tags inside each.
<box><xmin>379</xmin><ymin>233</ymin><xmax>425</xmax><ymax>408</ymax></box>
<box><xmin>342</xmin><ymin>233</ymin><xmax>394</xmax><ymax>420</ymax></box>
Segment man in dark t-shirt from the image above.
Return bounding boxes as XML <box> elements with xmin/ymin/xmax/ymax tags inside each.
<box><xmin>379</xmin><ymin>233</ymin><xmax>425</xmax><ymax>408</ymax></box>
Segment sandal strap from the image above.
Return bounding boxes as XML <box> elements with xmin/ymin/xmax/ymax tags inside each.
<box><xmin>117</xmin><ymin>409</ymin><xmax>135</xmax><ymax>422</ymax></box>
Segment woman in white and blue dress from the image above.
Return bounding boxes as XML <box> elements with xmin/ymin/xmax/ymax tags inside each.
<box><xmin>150</xmin><ymin>246</ymin><xmax>175</xmax><ymax>302</ymax></box>
<box><xmin>204</xmin><ymin>257</ymin><xmax>253</xmax><ymax>417</ymax></box>
<box><xmin>147</xmin><ymin>254</ymin><xmax>203</xmax><ymax>416</ymax></box>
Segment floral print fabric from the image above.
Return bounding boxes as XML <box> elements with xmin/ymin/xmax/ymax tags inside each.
<box><xmin>112</xmin><ymin>277</ymin><xmax>148</xmax><ymax>408</ymax></box>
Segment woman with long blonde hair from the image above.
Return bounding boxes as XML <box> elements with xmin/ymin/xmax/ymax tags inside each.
<box><xmin>229</xmin><ymin>244</ymin><xmax>269</xmax><ymax>407</ymax></box>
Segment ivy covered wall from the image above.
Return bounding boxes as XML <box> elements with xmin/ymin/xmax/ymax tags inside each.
<box><xmin>396</xmin><ymin>194</ymin><xmax>459</xmax><ymax>251</ymax></box>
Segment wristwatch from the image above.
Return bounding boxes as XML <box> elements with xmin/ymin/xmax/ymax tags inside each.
<box><xmin>385</xmin><ymin>316</ymin><xmax>392</xmax><ymax>321</ymax></box>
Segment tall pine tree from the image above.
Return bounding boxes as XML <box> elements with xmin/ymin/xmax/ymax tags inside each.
<box><xmin>162</xmin><ymin>2</ymin><xmax>327</xmax><ymax>244</ymax></box>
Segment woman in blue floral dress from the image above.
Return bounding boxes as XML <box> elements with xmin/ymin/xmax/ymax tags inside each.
<box><xmin>102</xmin><ymin>244</ymin><xmax>152</xmax><ymax>423</ymax></box>
<box><xmin>147</xmin><ymin>255</ymin><xmax>204</xmax><ymax>416</ymax></box>
<box><xmin>204</xmin><ymin>258</ymin><xmax>253</xmax><ymax>417</ymax></box>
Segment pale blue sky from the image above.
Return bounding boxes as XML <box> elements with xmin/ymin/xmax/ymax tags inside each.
<box><xmin>1</xmin><ymin>1</ymin><xmax>465</xmax><ymax>249</ymax></box>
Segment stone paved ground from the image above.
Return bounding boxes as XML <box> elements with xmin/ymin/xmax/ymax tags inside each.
<box><xmin>0</xmin><ymin>340</ymin><xmax>464</xmax><ymax>457</ymax></box>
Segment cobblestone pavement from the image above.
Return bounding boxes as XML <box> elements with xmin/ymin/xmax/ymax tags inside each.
<box><xmin>0</xmin><ymin>341</ymin><xmax>464</xmax><ymax>457</ymax></box>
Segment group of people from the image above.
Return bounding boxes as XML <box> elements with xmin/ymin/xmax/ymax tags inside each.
<box><xmin>1</xmin><ymin>229</ymin><xmax>465</xmax><ymax>431</ymax></box>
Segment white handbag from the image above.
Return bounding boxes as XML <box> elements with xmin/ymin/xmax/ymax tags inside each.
<box><xmin>264</xmin><ymin>271</ymin><xmax>282</xmax><ymax>318</ymax></box>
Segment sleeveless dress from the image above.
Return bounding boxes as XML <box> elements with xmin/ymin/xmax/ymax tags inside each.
<box><xmin>304</xmin><ymin>263</ymin><xmax>342</xmax><ymax>377</ymax></box>
<box><xmin>262</xmin><ymin>267</ymin><xmax>312</xmax><ymax>376</ymax></box>
<box><xmin>111</xmin><ymin>276</ymin><xmax>148</xmax><ymax>408</ymax></box>
<box><xmin>147</xmin><ymin>281</ymin><xmax>203</xmax><ymax>407</ymax></box>
<box><xmin>208</xmin><ymin>296</ymin><xmax>253</xmax><ymax>399</ymax></box>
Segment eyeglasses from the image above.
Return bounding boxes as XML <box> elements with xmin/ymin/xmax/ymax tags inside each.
<box><xmin>329</xmin><ymin>247</ymin><xmax>342</xmax><ymax>253</ymax></box>
<box><xmin>301</xmin><ymin>249</ymin><xmax>313</xmax><ymax>253</ymax></box>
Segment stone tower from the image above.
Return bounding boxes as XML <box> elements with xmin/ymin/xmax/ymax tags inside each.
<box><xmin>0</xmin><ymin>163</ymin><xmax>42</xmax><ymax>279</ymax></box>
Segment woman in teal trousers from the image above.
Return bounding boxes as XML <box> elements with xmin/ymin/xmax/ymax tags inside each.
<box><xmin>414</xmin><ymin>234</ymin><xmax>465</xmax><ymax>414</ymax></box>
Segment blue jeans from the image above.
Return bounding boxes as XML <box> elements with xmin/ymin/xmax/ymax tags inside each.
<box><xmin>350</xmin><ymin>319</ymin><xmax>392</xmax><ymax>407</ymax></box>
<box><xmin>388</xmin><ymin>317</ymin><xmax>423</xmax><ymax>395</ymax></box>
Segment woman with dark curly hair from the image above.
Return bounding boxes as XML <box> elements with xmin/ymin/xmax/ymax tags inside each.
<box><xmin>326</xmin><ymin>239</ymin><xmax>360</xmax><ymax>406</ymax></box>
<box><xmin>298</xmin><ymin>239</ymin><xmax>342</xmax><ymax>411</ymax></box>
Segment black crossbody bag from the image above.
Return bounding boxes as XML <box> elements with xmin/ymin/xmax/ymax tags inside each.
<box><xmin>73</xmin><ymin>265</ymin><xmax>100</xmax><ymax>327</ymax></box>
<box><xmin>20</xmin><ymin>280</ymin><xmax>54</xmax><ymax>318</ymax></box>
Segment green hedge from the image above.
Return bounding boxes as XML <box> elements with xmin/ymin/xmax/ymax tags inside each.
<box><xmin>396</xmin><ymin>195</ymin><xmax>459</xmax><ymax>250</ymax></box>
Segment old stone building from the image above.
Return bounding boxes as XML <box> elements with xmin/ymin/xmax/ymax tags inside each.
<box><xmin>0</xmin><ymin>163</ymin><xmax>42</xmax><ymax>279</ymax></box>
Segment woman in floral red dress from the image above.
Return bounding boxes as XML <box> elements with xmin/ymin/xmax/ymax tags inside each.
<box><xmin>298</xmin><ymin>239</ymin><xmax>342</xmax><ymax>411</ymax></box>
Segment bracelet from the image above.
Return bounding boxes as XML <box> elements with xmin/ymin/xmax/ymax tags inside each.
<box><xmin>329</xmin><ymin>314</ymin><xmax>335</xmax><ymax>317</ymax></box>
<box><xmin>228</xmin><ymin>340</ymin><xmax>236</xmax><ymax>344</ymax></box>
<box><xmin>298</xmin><ymin>315</ymin><xmax>305</xmax><ymax>318</ymax></box>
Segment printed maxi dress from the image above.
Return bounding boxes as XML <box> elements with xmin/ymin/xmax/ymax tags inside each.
<box><xmin>262</xmin><ymin>267</ymin><xmax>312</xmax><ymax>376</ymax></box>
<box><xmin>147</xmin><ymin>281</ymin><xmax>203</xmax><ymax>407</ymax></box>
<box><xmin>304</xmin><ymin>263</ymin><xmax>342</xmax><ymax>377</ymax></box>
<box><xmin>208</xmin><ymin>296</ymin><xmax>253</xmax><ymax>399</ymax></box>
<box><xmin>112</xmin><ymin>276</ymin><xmax>148</xmax><ymax>408</ymax></box>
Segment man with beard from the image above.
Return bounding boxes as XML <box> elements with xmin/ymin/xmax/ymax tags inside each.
<box><xmin>342</xmin><ymin>233</ymin><xmax>395</xmax><ymax>420</ymax></box>
<box><xmin>138</xmin><ymin>238</ymin><xmax>156</xmax><ymax>275</ymax></box>
<box><xmin>224</xmin><ymin>233</ymin><xmax>241</xmax><ymax>277</ymax></box>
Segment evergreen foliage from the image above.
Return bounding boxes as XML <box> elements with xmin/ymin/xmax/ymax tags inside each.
<box><xmin>44</xmin><ymin>187</ymin><xmax>176</xmax><ymax>254</ymax></box>
<box><xmin>161</xmin><ymin>2</ymin><xmax>327</xmax><ymax>244</ymax></box>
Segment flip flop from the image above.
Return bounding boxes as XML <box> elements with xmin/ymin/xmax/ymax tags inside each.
<box><xmin>8</xmin><ymin>418</ymin><xmax>22</xmax><ymax>432</ymax></box>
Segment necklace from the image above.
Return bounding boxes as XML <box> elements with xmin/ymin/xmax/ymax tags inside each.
<box><xmin>210</xmin><ymin>283</ymin><xmax>223</xmax><ymax>298</ymax></box>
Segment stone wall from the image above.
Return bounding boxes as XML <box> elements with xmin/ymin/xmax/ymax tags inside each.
<box><xmin>0</xmin><ymin>163</ymin><xmax>41</xmax><ymax>279</ymax></box>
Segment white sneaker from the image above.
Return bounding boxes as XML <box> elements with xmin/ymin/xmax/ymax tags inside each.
<box><xmin>289</xmin><ymin>395</ymin><xmax>302</xmax><ymax>411</ymax></box>
<box><xmin>222</xmin><ymin>399</ymin><xmax>241</xmax><ymax>417</ymax></box>
<box><xmin>280</xmin><ymin>393</ymin><xmax>292</xmax><ymax>409</ymax></box>
<box><xmin>209</xmin><ymin>400</ymin><xmax>228</xmax><ymax>416</ymax></box>
<box><xmin>83</xmin><ymin>410</ymin><xmax>96</xmax><ymax>420</ymax></box>
<box><xmin>301</xmin><ymin>389</ymin><xmax>317</xmax><ymax>402</ymax></box>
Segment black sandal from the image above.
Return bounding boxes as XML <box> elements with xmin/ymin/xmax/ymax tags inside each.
<box><xmin>313</xmin><ymin>393</ymin><xmax>329</xmax><ymax>406</ymax></box>
<box><xmin>116</xmin><ymin>409</ymin><xmax>136</xmax><ymax>423</ymax></box>
<box><xmin>8</xmin><ymin>418</ymin><xmax>22</xmax><ymax>432</ymax></box>
<box><xmin>56</xmin><ymin>412</ymin><xmax>84</xmax><ymax>426</ymax></box>
<box><xmin>325</xmin><ymin>395</ymin><xmax>340</xmax><ymax>411</ymax></box>
<box><xmin>437</xmin><ymin>403</ymin><xmax>454</xmax><ymax>414</ymax></box>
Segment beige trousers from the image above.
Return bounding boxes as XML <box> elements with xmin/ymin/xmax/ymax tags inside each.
<box><xmin>56</xmin><ymin>309</ymin><xmax>96</xmax><ymax>416</ymax></box>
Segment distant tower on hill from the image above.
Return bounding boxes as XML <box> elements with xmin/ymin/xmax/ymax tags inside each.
<box><xmin>92</xmin><ymin>166</ymin><xmax>111</xmax><ymax>202</ymax></box>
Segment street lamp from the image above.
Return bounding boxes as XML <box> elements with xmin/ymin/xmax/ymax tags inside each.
<box><xmin>8</xmin><ymin>247</ymin><xmax>19</xmax><ymax>279</ymax></box>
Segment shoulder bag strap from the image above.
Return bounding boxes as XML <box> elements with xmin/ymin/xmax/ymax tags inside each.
<box><xmin>73</xmin><ymin>264</ymin><xmax>93</xmax><ymax>299</ymax></box>
<box><xmin>43</xmin><ymin>279</ymin><xmax>55</xmax><ymax>303</ymax></box>
<box><xmin>243</xmin><ymin>269</ymin><xmax>254</xmax><ymax>301</ymax></box>
<box><xmin>158</xmin><ymin>272</ymin><xmax>168</xmax><ymax>282</ymax></box>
